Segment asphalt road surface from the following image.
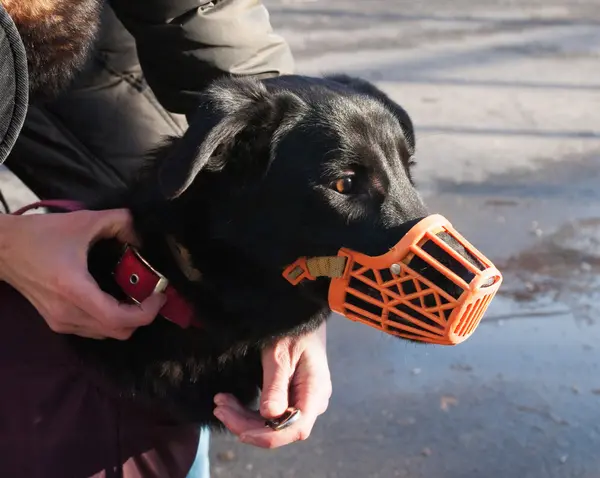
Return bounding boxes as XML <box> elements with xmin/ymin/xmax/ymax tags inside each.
<box><xmin>1</xmin><ymin>1</ymin><xmax>599</xmax><ymax>476</ymax></box>
<box><xmin>211</xmin><ymin>1</ymin><xmax>600</xmax><ymax>477</ymax></box>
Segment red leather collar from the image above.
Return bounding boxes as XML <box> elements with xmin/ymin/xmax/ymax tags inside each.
<box><xmin>13</xmin><ymin>200</ymin><xmax>200</xmax><ymax>330</ymax></box>
<box><xmin>113</xmin><ymin>246</ymin><xmax>200</xmax><ymax>329</ymax></box>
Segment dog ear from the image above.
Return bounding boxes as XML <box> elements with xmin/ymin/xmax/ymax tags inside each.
<box><xmin>325</xmin><ymin>74</ymin><xmax>416</xmax><ymax>153</ymax></box>
<box><xmin>158</xmin><ymin>78</ymin><xmax>306</xmax><ymax>199</ymax></box>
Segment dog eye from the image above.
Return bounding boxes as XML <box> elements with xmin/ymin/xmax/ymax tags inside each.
<box><xmin>334</xmin><ymin>177</ymin><xmax>354</xmax><ymax>194</ymax></box>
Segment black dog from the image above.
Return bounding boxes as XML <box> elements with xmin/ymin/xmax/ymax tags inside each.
<box><xmin>71</xmin><ymin>73</ymin><xmax>433</xmax><ymax>428</ymax></box>
<box><xmin>3</xmin><ymin>73</ymin><xmax>488</xmax><ymax>475</ymax></box>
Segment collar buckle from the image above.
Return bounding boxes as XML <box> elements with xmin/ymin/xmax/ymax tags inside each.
<box><xmin>113</xmin><ymin>245</ymin><xmax>200</xmax><ymax>330</ymax></box>
<box><xmin>113</xmin><ymin>245</ymin><xmax>170</xmax><ymax>306</ymax></box>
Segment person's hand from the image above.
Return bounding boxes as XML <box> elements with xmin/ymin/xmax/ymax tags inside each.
<box><xmin>214</xmin><ymin>321</ymin><xmax>332</xmax><ymax>448</ymax></box>
<box><xmin>0</xmin><ymin>209</ymin><xmax>166</xmax><ymax>339</ymax></box>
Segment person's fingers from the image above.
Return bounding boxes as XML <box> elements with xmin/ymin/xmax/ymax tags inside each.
<box><xmin>213</xmin><ymin>394</ymin><xmax>265</xmax><ymax>437</ymax></box>
<box><xmin>215</xmin><ymin>394</ymin><xmax>260</xmax><ymax>418</ymax></box>
<box><xmin>95</xmin><ymin>292</ymin><xmax>166</xmax><ymax>335</ymax></box>
<box><xmin>260</xmin><ymin>345</ymin><xmax>293</xmax><ymax>418</ymax></box>
<box><xmin>105</xmin><ymin>326</ymin><xmax>141</xmax><ymax>341</ymax></box>
<box><xmin>292</xmin><ymin>374</ymin><xmax>332</xmax><ymax>417</ymax></box>
<box><xmin>137</xmin><ymin>293</ymin><xmax>168</xmax><ymax>322</ymax></box>
<box><xmin>243</xmin><ymin>366</ymin><xmax>331</xmax><ymax>448</ymax></box>
<box><xmin>214</xmin><ymin>393</ymin><xmax>316</xmax><ymax>449</ymax></box>
<box><xmin>240</xmin><ymin>383</ymin><xmax>321</xmax><ymax>448</ymax></box>
<box><xmin>86</xmin><ymin>209</ymin><xmax>140</xmax><ymax>247</ymax></box>
<box><xmin>69</xmin><ymin>274</ymin><xmax>166</xmax><ymax>334</ymax></box>
<box><xmin>237</xmin><ymin>411</ymin><xmax>315</xmax><ymax>449</ymax></box>
<box><xmin>214</xmin><ymin>406</ymin><xmax>265</xmax><ymax>438</ymax></box>
<box><xmin>57</xmin><ymin>312</ymin><xmax>131</xmax><ymax>340</ymax></box>
<box><xmin>44</xmin><ymin>315</ymin><xmax>89</xmax><ymax>335</ymax></box>
<box><xmin>40</xmin><ymin>306</ymin><xmax>107</xmax><ymax>340</ymax></box>
<box><xmin>67</xmin><ymin>327</ymin><xmax>108</xmax><ymax>340</ymax></box>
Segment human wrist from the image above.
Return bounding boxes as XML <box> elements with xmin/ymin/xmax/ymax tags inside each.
<box><xmin>0</xmin><ymin>213</ymin><xmax>19</xmax><ymax>282</ymax></box>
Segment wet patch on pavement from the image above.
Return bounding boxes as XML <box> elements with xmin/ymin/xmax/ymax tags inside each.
<box><xmin>429</xmin><ymin>152</ymin><xmax>600</xmax><ymax>327</ymax></box>
<box><xmin>497</xmin><ymin>217</ymin><xmax>600</xmax><ymax>325</ymax></box>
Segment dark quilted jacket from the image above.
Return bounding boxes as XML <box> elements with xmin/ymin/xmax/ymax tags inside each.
<box><xmin>5</xmin><ymin>0</ymin><xmax>294</xmax><ymax>202</ymax></box>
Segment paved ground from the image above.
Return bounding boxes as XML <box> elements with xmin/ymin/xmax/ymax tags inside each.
<box><xmin>209</xmin><ymin>1</ymin><xmax>600</xmax><ymax>477</ymax></box>
<box><xmin>2</xmin><ymin>0</ymin><xmax>600</xmax><ymax>476</ymax></box>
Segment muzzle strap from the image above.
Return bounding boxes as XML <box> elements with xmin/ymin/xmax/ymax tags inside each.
<box><xmin>306</xmin><ymin>256</ymin><xmax>347</xmax><ymax>278</ymax></box>
<box><xmin>283</xmin><ymin>256</ymin><xmax>347</xmax><ymax>285</ymax></box>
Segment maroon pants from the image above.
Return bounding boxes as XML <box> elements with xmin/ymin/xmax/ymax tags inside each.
<box><xmin>0</xmin><ymin>282</ymin><xmax>199</xmax><ymax>478</ymax></box>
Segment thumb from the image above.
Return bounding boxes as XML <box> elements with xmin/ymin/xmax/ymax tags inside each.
<box><xmin>261</xmin><ymin>347</ymin><xmax>293</xmax><ymax>419</ymax></box>
<box><xmin>74</xmin><ymin>272</ymin><xmax>166</xmax><ymax>329</ymax></box>
<box><xmin>88</xmin><ymin>209</ymin><xmax>140</xmax><ymax>247</ymax></box>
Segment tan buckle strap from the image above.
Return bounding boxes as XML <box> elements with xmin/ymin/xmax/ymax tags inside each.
<box><xmin>283</xmin><ymin>256</ymin><xmax>347</xmax><ymax>285</ymax></box>
<box><xmin>306</xmin><ymin>256</ymin><xmax>347</xmax><ymax>278</ymax></box>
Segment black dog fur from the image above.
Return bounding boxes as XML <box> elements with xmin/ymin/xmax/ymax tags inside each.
<box><xmin>74</xmin><ymin>74</ymin><xmax>431</xmax><ymax>427</ymax></box>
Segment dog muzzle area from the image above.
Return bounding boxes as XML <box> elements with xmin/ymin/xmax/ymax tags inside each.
<box><xmin>283</xmin><ymin>214</ymin><xmax>502</xmax><ymax>345</ymax></box>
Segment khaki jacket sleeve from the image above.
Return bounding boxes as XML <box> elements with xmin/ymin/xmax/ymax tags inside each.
<box><xmin>109</xmin><ymin>0</ymin><xmax>295</xmax><ymax>115</ymax></box>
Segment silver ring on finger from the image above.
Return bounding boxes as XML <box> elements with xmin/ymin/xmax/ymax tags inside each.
<box><xmin>265</xmin><ymin>407</ymin><xmax>301</xmax><ymax>431</ymax></box>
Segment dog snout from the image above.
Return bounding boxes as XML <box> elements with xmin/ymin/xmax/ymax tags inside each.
<box><xmin>382</xmin><ymin>191</ymin><xmax>428</xmax><ymax>229</ymax></box>
<box><xmin>432</xmin><ymin>232</ymin><xmax>485</xmax><ymax>275</ymax></box>
<box><xmin>409</xmin><ymin>231</ymin><xmax>485</xmax><ymax>302</ymax></box>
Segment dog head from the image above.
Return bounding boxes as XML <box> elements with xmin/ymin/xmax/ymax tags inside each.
<box><xmin>161</xmin><ymin>75</ymin><xmax>426</xmax><ymax>259</ymax></box>
<box><xmin>149</xmin><ymin>74</ymin><xmax>492</xmax><ymax>342</ymax></box>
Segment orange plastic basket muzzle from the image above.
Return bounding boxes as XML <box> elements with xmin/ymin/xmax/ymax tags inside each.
<box><xmin>283</xmin><ymin>214</ymin><xmax>502</xmax><ymax>345</ymax></box>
